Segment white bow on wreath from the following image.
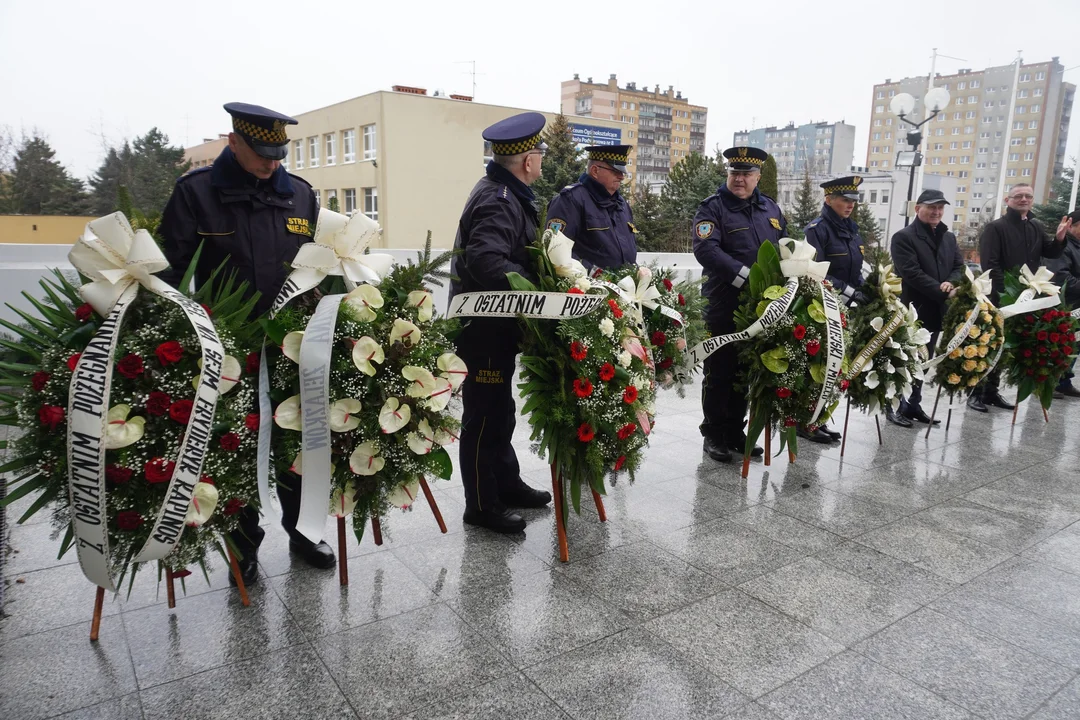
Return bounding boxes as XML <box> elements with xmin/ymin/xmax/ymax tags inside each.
<box><xmin>69</xmin><ymin>213</ymin><xmax>172</xmax><ymax>315</ymax></box>
<box><xmin>779</xmin><ymin>239</ymin><xmax>830</xmax><ymax>282</ymax></box>
<box><xmin>289</xmin><ymin>208</ymin><xmax>395</xmax><ymax>290</ymax></box>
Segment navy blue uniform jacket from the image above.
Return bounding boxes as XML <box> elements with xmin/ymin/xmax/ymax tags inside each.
<box><xmin>545</xmin><ymin>173</ymin><xmax>637</xmax><ymax>270</ymax></box>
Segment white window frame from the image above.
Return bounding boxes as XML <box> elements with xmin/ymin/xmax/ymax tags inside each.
<box><xmin>362</xmin><ymin>125</ymin><xmax>377</xmax><ymax>161</ymax></box>
<box><xmin>308</xmin><ymin>137</ymin><xmax>319</xmax><ymax>168</ymax></box>
<box><xmin>363</xmin><ymin>187</ymin><xmax>378</xmax><ymax>222</ymax></box>
<box><xmin>343</xmin><ymin>188</ymin><xmax>357</xmax><ymax>215</ymax></box>
<box><xmin>293</xmin><ymin>140</ymin><xmax>304</xmax><ymax>169</ymax></box>
<box><xmin>325</xmin><ymin>133</ymin><xmax>336</xmax><ymax>165</ymax></box>
<box><xmin>342</xmin><ymin>129</ymin><xmax>356</xmax><ymax>163</ymax></box>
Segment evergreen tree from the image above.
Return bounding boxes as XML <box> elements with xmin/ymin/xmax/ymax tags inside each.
<box><xmin>1033</xmin><ymin>166</ymin><xmax>1075</xmax><ymax>227</ymax></box>
<box><xmin>89</xmin><ymin>142</ymin><xmax>135</xmax><ymax>215</ymax></box>
<box><xmin>8</xmin><ymin>135</ymin><xmax>91</xmax><ymax>215</ymax></box>
<box><xmin>655</xmin><ymin>150</ymin><xmax>727</xmax><ymax>252</ymax></box>
<box><xmin>629</xmin><ymin>182</ymin><xmax>669</xmax><ymax>252</ymax></box>
<box><xmin>327</xmin><ymin>195</ymin><xmax>340</xmax><ymax>213</ymax></box>
<box><xmin>533</xmin><ymin>114</ymin><xmax>584</xmax><ymax>210</ymax></box>
<box><xmin>789</xmin><ymin>168</ymin><xmax>821</xmax><ymax>235</ymax></box>
<box><xmin>854</xmin><ymin>200</ymin><xmax>882</xmax><ymax>247</ymax></box>
<box><xmin>89</xmin><ymin>128</ymin><xmax>189</xmax><ymax>217</ymax></box>
<box><xmin>759</xmin><ymin>154</ymin><xmax>779</xmax><ymax>199</ymax></box>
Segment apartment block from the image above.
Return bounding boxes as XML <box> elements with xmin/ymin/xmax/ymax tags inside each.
<box><xmin>733</xmin><ymin>121</ymin><xmax>856</xmax><ymax>176</ymax></box>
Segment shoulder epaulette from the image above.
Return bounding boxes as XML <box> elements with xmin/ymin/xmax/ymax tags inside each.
<box><xmin>805</xmin><ymin>219</ymin><xmax>822</xmax><ymax>230</ymax></box>
<box><xmin>495</xmin><ymin>185</ymin><xmax>511</xmax><ymax>204</ymax></box>
<box><xmin>560</xmin><ymin>183</ymin><xmax>581</xmax><ymax>194</ymax></box>
<box><xmin>176</xmin><ymin>165</ymin><xmax>212</xmax><ymax>183</ymax></box>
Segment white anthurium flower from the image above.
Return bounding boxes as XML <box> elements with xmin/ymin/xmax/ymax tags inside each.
<box><xmin>390</xmin><ymin>318</ymin><xmax>421</xmax><ymax>348</ymax></box>
<box><xmin>274</xmin><ymin>395</ymin><xmax>302</xmax><ymax>431</ymax></box>
<box><xmin>437</xmin><ymin>353</ymin><xmax>468</xmax><ymax>390</ymax></box>
<box><xmin>387</xmin><ymin>479</ymin><xmax>421</xmax><ymax>509</ymax></box>
<box><xmin>184</xmin><ymin>481</ymin><xmax>219</xmax><ymax>527</ymax></box>
<box><xmin>330</xmin><ymin>398</ymin><xmax>362</xmax><ymax>432</ymax></box>
<box><xmin>379</xmin><ymin>397</ymin><xmax>411</xmax><ymax>434</ymax></box>
<box><xmin>281</xmin><ymin>331</ymin><xmax>304</xmax><ymax>363</ymax></box>
<box><xmin>329</xmin><ymin>481</ymin><xmax>359</xmax><ymax>518</ymax></box>
<box><xmin>345</xmin><ymin>284</ymin><xmax>384</xmax><ymax>322</ymax></box>
<box><xmin>905</xmin><ymin>303</ymin><xmax>920</xmax><ymax>325</ymax></box>
<box><xmin>910</xmin><ymin>327</ymin><xmax>932</xmax><ymax>346</ymax></box>
<box><xmin>105</xmin><ymin>404</ymin><xmax>144</xmax><ymax>449</ymax></box>
<box><xmin>891</xmin><ymin>395</ymin><xmax>904</xmax><ymax>411</ymax></box>
<box><xmin>351</xmin><ymin>336</ymin><xmax>385</xmax><ymax>376</ymax></box>
<box><xmin>546</xmin><ymin>231</ymin><xmax>588</xmax><ymax>279</ymax></box>
<box><xmin>865</xmin><ymin>371</ymin><xmax>881</xmax><ymax>389</ymax></box>
<box><xmin>403</xmin><ymin>366</ymin><xmax>437</xmax><ymax>398</ymax></box>
<box><xmin>895</xmin><ymin>349</ymin><xmax>909</xmax><ymax>361</ymax></box>
<box><xmin>870</xmin><ymin>317</ymin><xmax>884</xmax><ymax>332</ymax></box>
<box><xmin>913</xmin><ymin>364</ymin><xmax>926</xmax><ymax>381</ymax></box>
<box><xmin>599</xmin><ymin>318</ymin><xmax>615</xmax><ymax>338</ymax></box>
<box><xmin>406</xmin><ymin>290</ymin><xmax>434</xmax><ymax>322</ymax></box>
<box><xmin>885</xmin><ymin>337</ymin><xmax>901</xmax><ymax>349</ymax></box>
<box><xmin>866</xmin><ymin>396</ymin><xmax>880</xmax><ymax>417</ymax></box>
<box><xmin>433</xmin><ymin>426</ymin><xmax>457</xmax><ymax>446</ymax></box>
<box><xmin>425</xmin><ymin>376</ymin><xmax>453</xmax><ymax>412</ymax></box>
<box><xmin>884</xmin><ymin>361</ymin><xmax>896</xmax><ymax>374</ymax></box>
<box><xmin>349</xmin><ymin>441</ymin><xmax>386</xmax><ymax>476</ymax></box>
<box><xmin>290</xmin><ymin>452</ymin><xmax>303</xmax><ymax>475</ymax></box>
<box><xmin>407</xmin><ymin>419</ymin><xmax>436</xmax><ymax>455</ymax></box>
<box><xmin>574</xmin><ymin>277</ymin><xmax>592</xmax><ymax>292</ymax></box>
<box><xmin>192</xmin><ymin>355</ymin><xmax>242</xmax><ymax>394</ymax></box>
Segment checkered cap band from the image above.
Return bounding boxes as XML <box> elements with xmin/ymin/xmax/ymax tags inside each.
<box><xmin>491</xmin><ymin>133</ymin><xmax>542</xmax><ymax>155</ymax></box>
<box><xmin>729</xmin><ymin>156</ymin><xmax>765</xmax><ymax>167</ymax></box>
<box><xmin>232</xmin><ymin>117</ymin><xmax>288</xmax><ymax>144</ymax></box>
<box><xmin>591</xmin><ymin>151</ymin><xmax>629</xmax><ymax>164</ymax></box>
<box><xmin>824</xmin><ymin>183</ymin><xmax>860</xmax><ymax>194</ymax></box>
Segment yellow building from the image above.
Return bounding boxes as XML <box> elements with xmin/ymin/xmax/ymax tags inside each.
<box><xmin>183</xmin><ymin>135</ymin><xmax>228</xmax><ymax>171</ymax></box>
<box><xmin>0</xmin><ymin>215</ymin><xmax>95</xmax><ymax>244</ymax></box>
<box><xmin>561</xmin><ymin>74</ymin><xmax>708</xmax><ymax>191</ymax></box>
<box><xmin>867</xmin><ymin>58</ymin><xmax>1075</xmax><ymax>234</ymax></box>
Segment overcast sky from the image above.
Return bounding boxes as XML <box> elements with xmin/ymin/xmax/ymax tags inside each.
<box><xmin>3</xmin><ymin>0</ymin><xmax>1078</xmax><ymax>184</ymax></box>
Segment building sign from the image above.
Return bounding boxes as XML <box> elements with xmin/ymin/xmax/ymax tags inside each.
<box><xmin>569</xmin><ymin>123</ymin><xmax>621</xmax><ymax>147</ymax></box>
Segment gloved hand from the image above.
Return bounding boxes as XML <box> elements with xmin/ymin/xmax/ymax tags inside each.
<box><xmin>849</xmin><ymin>289</ymin><xmax>870</xmax><ymax>306</ymax></box>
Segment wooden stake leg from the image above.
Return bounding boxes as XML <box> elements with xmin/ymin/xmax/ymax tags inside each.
<box><xmin>165</xmin><ymin>567</ymin><xmax>176</xmax><ymax>609</ymax></box>
<box><xmin>370</xmin><ymin>514</ymin><xmax>383</xmax><ymax>546</ymax></box>
<box><xmin>227</xmin><ymin>547</ymin><xmax>251</xmax><ymax>607</ymax></box>
<box><xmin>875</xmin><ymin>416</ymin><xmax>883</xmax><ymax>446</ymax></box>
<box><xmin>840</xmin><ymin>399</ymin><xmax>851</xmax><ymax>457</ymax></box>
<box><xmin>337</xmin><ymin>516</ymin><xmax>348</xmax><ymax>587</ymax></box>
<box><xmin>1043</xmin><ymin>405</ymin><xmax>1050</xmax><ymax>423</ymax></box>
<box><xmin>926</xmin><ymin>386</ymin><xmax>943</xmax><ymax>440</ymax></box>
<box><xmin>418</xmin><ymin>475</ymin><xmax>447</xmax><ymax>533</ymax></box>
<box><xmin>764</xmin><ymin>426</ymin><xmax>772</xmax><ymax>466</ymax></box>
<box><xmin>1012</xmin><ymin>400</ymin><xmax>1020</xmax><ymax>426</ymax></box>
<box><xmin>89</xmin><ymin>586</ymin><xmax>105</xmax><ymax>642</ymax></box>
<box><xmin>551</xmin><ymin>464</ymin><xmax>569</xmax><ymax>563</ymax></box>
<box><xmin>946</xmin><ymin>406</ymin><xmax>953</xmax><ymax>432</ymax></box>
<box><xmin>591</xmin><ymin>490</ymin><xmax>607</xmax><ymax>522</ymax></box>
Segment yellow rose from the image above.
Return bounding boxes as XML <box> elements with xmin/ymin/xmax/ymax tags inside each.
<box><xmin>947</xmin><ymin>374</ymin><xmax>962</xmax><ymax>385</ymax></box>
<box><xmin>977</xmin><ymin>345</ymin><xmax>988</xmax><ymax>357</ymax></box>
<box><xmin>968</xmin><ymin>376</ymin><xmax>980</xmax><ymax>386</ymax></box>
<box><xmin>964</xmin><ymin>345</ymin><xmax>979</xmax><ymax>359</ymax></box>
<box><xmin>982</xmin><ymin>312</ymin><xmax>992</xmax><ymax>323</ymax></box>
<box><xmin>977</xmin><ymin>361</ymin><xmax>987</xmax><ymax>371</ymax></box>
<box><xmin>979</xmin><ymin>302</ymin><xmax>989</xmax><ymax>312</ymax></box>
<box><xmin>969</xmin><ymin>326</ymin><xmax>981</xmax><ymax>339</ymax></box>
<box><xmin>949</xmin><ymin>348</ymin><xmax>963</xmax><ymax>359</ymax></box>
<box><xmin>963</xmin><ymin>359</ymin><xmax>977</xmax><ymax>372</ymax></box>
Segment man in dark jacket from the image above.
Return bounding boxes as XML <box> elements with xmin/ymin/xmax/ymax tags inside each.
<box><xmin>159</xmin><ymin>102</ymin><xmax>331</xmax><ymax>585</ymax></box>
<box><xmin>693</xmin><ymin>146</ymin><xmax>786</xmax><ymax>463</ymax></box>
<box><xmin>1046</xmin><ymin>209</ymin><xmax>1080</xmax><ymax>396</ymax></box>
<box><xmin>449</xmin><ymin>112</ymin><xmax>553</xmax><ymax>534</ymax></box>
<box><xmin>969</xmin><ymin>182</ymin><xmax>1071</xmax><ymax>412</ymax></box>
<box><xmin>890</xmin><ymin>189</ymin><xmax>964</xmax><ymax>425</ymax></box>
<box><xmin>546</xmin><ymin>145</ymin><xmax>638</xmax><ymax>270</ymax></box>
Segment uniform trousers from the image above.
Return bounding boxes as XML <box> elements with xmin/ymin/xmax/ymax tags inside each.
<box><xmin>458</xmin><ymin>349</ymin><xmax>522</xmax><ymax>512</ymax></box>
<box><xmin>699</xmin><ymin>313</ymin><xmax>746</xmax><ymax>442</ymax></box>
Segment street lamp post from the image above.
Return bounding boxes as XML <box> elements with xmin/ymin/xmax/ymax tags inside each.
<box><xmin>891</xmin><ymin>87</ymin><xmax>952</xmax><ymax>227</ymax></box>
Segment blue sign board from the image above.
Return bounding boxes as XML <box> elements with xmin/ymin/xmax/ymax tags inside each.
<box><xmin>569</xmin><ymin>123</ymin><xmax>621</xmax><ymax>147</ymax></box>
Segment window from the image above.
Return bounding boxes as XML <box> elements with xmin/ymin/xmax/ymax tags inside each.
<box><xmin>621</xmin><ymin>101</ymin><xmax>628</xmax><ymax>109</ymax></box>
<box><xmin>881</xmin><ymin>191</ymin><xmax>890</xmax><ymax>203</ymax></box>
<box><xmin>992</xmin><ymin>161</ymin><xmax>1000</xmax><ymax>169</ymax></box>
<box><xmin>1020</xmin><ymin>73</ymin><xmax>1031</xmax><ymax>82</ymax></box>
<box><xmin>975</xmin><ymin>178</ymin><xmax>985</xmax><ymax>184</ymax></box>
<box><xmin>281</xmin><ymin>153</ymin><xmax>289</xmax><ymax>170</ymax></box>
<box><xmin>971</xmin><ymin>80</ymin><xmax>980</xmax><ymax>88</ymax></box>
<box><xmin>959</xmin><ymin>171</ymin><xmax>969</xmax><ymax>178</ymax></box>
<box><xmin>950</xmin><ymin>142</ymin><xmax>959</xmax><ymax>149</ymax></box>
<box><xmin>958</xmin><ymin>186</ymin><xmax>967</xmax><ymax>193</ymax></box>
<box><xmin>869</xmin><ymin>190</ymin><xmax>878</xmax><ymax>203</ymax></box>
<box><xmin>1024</xmin><ymin>152</ymin><xmax>1034</xmax><ymax>161</ymax></box>
<box><xmin>968</xmin><ymin>95</ymin><xmax>977</xmax><ymax>103</ymax></box>
<box><xmin>1011</xmin><ymin>138</ymin><xmax>1023</xmax><ymax>146</ymax></box>
<box><xmin>1007</xmin><ymin>169</ymin><xmax>1017</xmax><ymax>177</ymax></box>
<box><xmin>886</xmin><ymin>118</ymin><xmax>892</xmax><ymax>126</ymax></box>
<box><xmin>889</xmin><ymin>89</ymin><xmax>896</xmax><ymax>97</ymax></box>
<box><xmin>1035</xmin><ymin>71</ymin><xmax>1045</xmax><ymax>81</ymax></box>
<box><xmin>982</xmin><ymin>117</ymin><xmax>993</xmax><ymax>124</ymax></box>
<box><xmin>953</xmin><ymin>112</ymin><xmax>962</xmax><ymax>120</ymax></box>
<box><xmin>932</xmin><ymin>157</ymin><xmax>941</xmax><ymax>165</ymax></box>
<box><xmin>949</xmin><ymin>156</ymin><xmax>957</xmax><ymax>165</ymax></box>
<box><xmin>873</xmin><ymin>132</ymin><xmax>881</xmax><ymax>140</ymax></box>
<box><xmin>980</xmin><ymin>132</ymin><xmax>990</xmax><ymax>139</ymax></box>
<box><xmin>343</xmin><ymin>188</ymin><xmax>356</xmax><ymax>215</ymax></box>
<box><xmin>1023</xmin><ymin>168</ymin><xmax>1032</xmax><ymax>177</ymax></box>
<box><xmin>885</xmin><ymin>132</ymin><xmax>891</xmax><ymax>139</ymax></box>
<box><xmin>1029</xmin><ymin>120</ymin><xmax>1038</xmax><ymax>129</ymax></box>
<box><xmin>293</xmin><ymin>140</ymin><xmax>304</xmax><ymax>169</ymax></box>
<box><xmin>973</xmin><ymin>192</ymin><xmax>982</xmax><ymax>199</ymax></box>
<box><xmin>877</xmin><ymin>218</ymin><xmax>887</xmax><ymax>233</ymax></box>
<box><xmin>934</xmin><ymin>143</ymin><xmax>944</xmax><ymax>150</ymax></box>
<box><xmin>1016</xmin><ymin>105</ymin><xmax>1026</xmax><ymax>114</ymax></box>
<box><xmin>1026</xmin><ymin>136</ymin><xmax>1037</xmax><ymax>145</ymax></box>
<box><xmin>961</xmin><ymin>155</ymin><xmax>971</xmax><ymax>163</ymax></box>
<box><xmin>630</xmin><ymin>103</ymin><xmax>635</xmax><ymax>110</ymax></box>
<box><xmin>958</xmin><ymin>81</ymin><xmax>966</xmax><ymax>90</ymax></box>
<box><xmin>1014</xmin><ymin>121</ymin><xmax>1024</xmax><ymax>130</ymax></box>
<box><xmin>882</xmin><ymin>159</ymin><xmax>890</xmax><ymax>168</ymax></box>
<box><xmin>325</xmin><ymin>133</ymin><xmax>336</xmax><ymax>165</ymax></box>
<box><xmin>977</xmin><ymin>162</ymin><xmax>987</xmax><ymax>168</ymax></box>
<box><xmin>963</xmin><ymin>141</ymin><xmax>973</xmax><ymax>149</ymax></box>
<box><xmin>325</xmin><ymin>189</ymin><xmax>337</xmax><ymax>210</ymax></box>
<box><xmin>870</xmin><ymin>160</ymin><xmax>879</xmax><ymax>167</ymax></box>
<box><xmin>984</xmin><ymin>101</ymin><xmax>995</xmax><ymax>109</ymax></box>
<box><xmin>874</xmin><ymin>119</ymin><xmax>883</xmax><ymax>126</ymax></box>
<box><xmin>978</xmin><ymin>147</ymin><xmax>988</xmax><ymax>154</ymax></box>
<box><xmin>1031</xmin><ymin>104</ymin><xmax>1040</xmax><ymax>114</ymax></box>
<box><xmin>1009</xmin><ymin>153</ymin><xmax>1020</xmax><ymax>161</ymax></box>
<box><xmin>308</xmin><ymin>137</ymin><xmax>319</xmax><ymax>168</ymax></box>
<box><xmin>629</xmin><ymin>130</ymin><xmax>635</xmax><ymax>139</ymax></box>
<box><xmin>1034</xmin><ymin>88</ymin><xmax>1043</xmax><ymax>97</ymax></box>
<box><xmin>876</xmin><ymin>90</ymin><xmax>885</xmax><ymax>99</ymax></box>
<box><xmin>363</xmin><ymin>188</ymin><xmax>378</xmax><ymax>222</ymax></box>
<box><xmin>957</xmin><ymin>200</ymin><xmax>966</xmax><ymax>208</ymax></box>
<box><xmin>966</xmin><ymin>111</ymin><xmax>976</xmax><ymax>119</ymax></box>
<box><xmin>956</xmin><ymin>98</ymin><xmax>964</xmax><ymax>105</ymax></box>
<box><xmin>936</xmin><ymin>128</ymin><xmax>945</xmax><ymax>136</ymax></box>
<box><xmin>1018</xmin><ymin>90</ymin><xmax>1029</xmax><ymax>99</ymax></box>
<box><xmin>362</xmin><ymin>124</ymin><xmax>376</xmax><ymax>161</ymax></box>
<box><xmin>342</xmin><ymin>129</ymin><xmax>355</xmax><ymax>162</ymax></box>
<box><xmin>875</xmin><ymin>105</ymin><xmax>884</xmax><ymax>113</ymax></box>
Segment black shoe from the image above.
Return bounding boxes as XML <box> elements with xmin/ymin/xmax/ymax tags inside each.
<box><xmin>900</xmin><ymin>407</ymin><xmax>939</xmax><ymax>425</ymax></box>
<box><xmin>726</xmin><ymin>433</ymin><xmax>763</xmax><ymax>457</ymax></box>
<box><xmin>1061</xmin><ymin>385</ymin><xmax>1080</xmax><ymax>398</ymax></box>
<box><xmin>796</xmin><ymin>426</ymin><xmax>834</xmax><ymax>444</ymax></box>
<box><xmin>702</xmin><ymin>436</ymin><xmax>732</xmax><ymax>463</ymax></box>
<box><xmin>821</xmin><ymin>424</ymin><xmax>842</xmax><ymax>441</ymax></box>
<box><xmin>500</xmin><ymin>484</ymin><xmax>552</xmax><ymax>508</ymax></box>
<box><xmin>463</xmin><ymin>507</ymin><xmax>526</xmax><ymax>534</ymax></box>
<box><xmin>288</xmin><ymin>537</ymin><xmax>336</xmax><ymax>569</ymax></box>
<box><xmin>984</xmin><ymin>392</ymin><xmax>1015</xmax><ymax>410</ymax></box>
<box><xmin>1054</xmin><ymin>389</ymin><xmax>1066</xmax><ymax>399</ymax></box>
<box><xmin>967</xmin><ymin>395</ymin><xmax>988</xmax><ymax>413</ymax></box>
<box><xmin>228</xmin><ymin>550</ymin><xmax>259</xmax><ymax>587</ymax></box>
<box><xmin>886</xmin><ymin>407</ymin><xmax>914</xmax><ymax>428</ymax></box>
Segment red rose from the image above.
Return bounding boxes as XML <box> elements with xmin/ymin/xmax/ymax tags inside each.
<box><xmin>663</xmin><ymin>278</ymin><xmax>673</xmax><ymax>291</ymax></box>
<box><xmin>1064</xmin><ymin>345</ymin><xmax>1074</xmax><ymax>354</ymax></box>
<box><xmin>144</xmin><ymin>458</ymin><xmax>175</xmax><ymax>483</ymax></box>
<box><xmin>614</xmin><ymin>455</ymin><xmax>626</xmax><ymax>471</ymax></box>
<box><xmin>1070</xmin><ymin>333</ymin><xmax>1077</xmax><ymax>342</ymax></box>
<box><xmin>776</xmin><ymin>387</ymin><xmax>792</xmax><ymax>399</ymax></box>
<box><xmin>1023</xmin><ymin>349</ymin><xmax>1034</xmax><ymax>358</ymax></box>
<box><xmin>577</xmin><ymin>423</ymin><xmax>595</xmax><ymax>442</ymax></box>
<box><xmin>677</xmin><ymin>293</ymin><xmax>686</xmax><ymax>306</ymax></box>
<box><xmin>806</xmin><ymin>340</ymin><xmax>821</xmax><ymax>357</ymax></box>
<box><xmin>1039</xmin><ymin>346</ymin><xmax>1048</xmax><ymax>355</ymax></box>
<box><xmin>38</xmin><ymin>405</ymin><xmax>64</xmax><ymax>432</ymax></box>
<box><xmin>1037</xmin><ymin>331</ymin><xmax>1049</xmax><ymax>341</ymax></box>
<box><xmin>568</xmin><ymin>287</ymin><xmax>585</xmax><ymax>295</ymax></box>
<box><xmin>1026</xmin><ymin>315</ymin><xmax>1036</xmax><ymax>324</ymax></box>
<box><xmin>1059</xmin><ymin>323</ymin><xmax>1071</xmax><ymax>333</ymax></box>
<box><xmin>599</xmin><ymin>363</ymin><xmax>616</xmax><ymax>381</ymax></box>
<box><xmin>67</xmin><ymin>353</ymin><xmax>81</xmax><ymax>371</ymax></box>
<box><xmin>572</xmin><ymin>378</ymin><xmax>594</xmax><ymax>398</ymax></box>
<box><xmin>115</xmin><ymin>511</ymin><xmax>144</xmax><ymax>531</ymax></box>
<box><xmin>200</xmin><ymin>475</ymin><xmax>214</xmax><ymax>485</ymax></box>
<box><xmin>220</xmin><ymin>433</ymin><xmax>241</xmax><ymax>451</ymax></box>
<box><xmin>1026</xmin><ymin>368</ymin><xmax>1035</xmax><ymax>376</ymax></box>
<box><xmin>1039</xmin><ymin>359</ymin><xmax>1048</xmax><ymax>366</ymax></box>
<box><xmin>793</xmin><ymin>325</ymin><xmax>807</xmax><ymax>340</ymax></box>
<box><xmin>31</xmin><ymin>371</ymin><xmax>50</xmax><ymax>392</ymax></box>
<box><xmin>657</xmin><ymin>358</ymin><xmax>674</xmax><ymax>370</ymax></box>
<box><xmin>245</xmin><ymin>352</ymin><xmax>260</xmax><ymax>374</ymax></box>
<box><xmin>155</xmin><ymin>341</ymin><xmax>184</xmax><ymax>366</ymax></box>
<box><xmin>651</xmin><ymin>331</ymin><xmax>667</xmax><ymax>346</ymax></box>
<box><xmin>1050</xmin><ymin>333</ymin><xmax>1061</xmax><ymax>343</ymax></box>
<box><xmin>1043</xmin><ymin>312</ymin><xmax>1054</xmax><ymax>322</ymax></box>
<box><xmin>608</xmin><ymin>299</ymin><xmax>624</xmax><ymax>319</ymax></box>
<box><xmin>116</xmin><ymin>354</ymin><xmax>144</xmax><ymax>379</ymax></box>
<box><xmin>75</xmin><ymin>303</ymin><xmax>93</xmax><ymax>322</ymax></box>
<box><xmin>623</xmin><ymin>385</ymin><xmax>638</xmax><ymax>403</ymax></box>
<box><xmin>201</xmin><ymin>304</ymin><xmax>213</xmax><ymax>316</ymax></box>
<box><xmin>106</xmin><ymin>464</ymin><xmax>132</xmax><ymax>484</ymax></box>
<box><xmin>1052</xmin><ymin>350</ymin><xmax>1061</xmax><ymax>359</ymax></box>
<box><xmin>570</xmin><ymin>341</ymin><xmax>588</xmax><ymax>362</ymax></box>
<box><xmin>169</xmin><ymin>399</ymin><xmax>194</xmax><ymax>424</ymax></box>
<box><xmin>224</xmin><ymin>498</ymin><xmax>246</xmax><ymax>515</ymax></box>
<box><xmin>839</xmin><ymin>379</ymin><xmax>850</xmax><ymax>391</ymax></box>
<box><xmin>146</xmin><ymin>392</ymin><xmax>172</xmax><ymax>416</ymax></box>
<box><xmin>841</xmin><ymin>314</ymin><xmax>848</xmax><ymax>329</ymax></box>
<box><xmin>245</xmin><ymin>413</ymin><xmax>261</xmax><ymax>431</ymax></box>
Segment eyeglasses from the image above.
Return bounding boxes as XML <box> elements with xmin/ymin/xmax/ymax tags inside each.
<box><xmin>1010</xmin><ymin>193</ymin><xmax>1034</xmax><ymax>200</ymax></box>
<box><xmin>598</xmin><ymin>164</ymin><xmax>625</xmax><ymax>177</ymax></box>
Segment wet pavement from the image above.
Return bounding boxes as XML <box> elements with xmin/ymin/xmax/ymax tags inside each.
<box><xmin>4</xmin><ymin>380</ymin><xmax>1080</xmax><ymax>719</ymax></box>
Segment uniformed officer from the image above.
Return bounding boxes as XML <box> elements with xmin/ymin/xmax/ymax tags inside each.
<box><xmin>693</xmin><ymin>146</ymin><xmax>787</xmax><ymax>463</ymax></box>
<box><xmin>450</xmin><ymin>112</ymin><xmax>553</xmax><ymax>534</ymax></box>
<box><xmin>545</xmin><ymin>145</ymin><xmax>638</xmax><ymax>270</ymax></box>
<box><xmin>159</xmin><ymin>102</ymin><xmax>334</xmax><ymax>585</ymax></box>
<box><xmin>800</xmin><ymin>176</ymin><xmax>868</xmax><ymax>442</ymax></box>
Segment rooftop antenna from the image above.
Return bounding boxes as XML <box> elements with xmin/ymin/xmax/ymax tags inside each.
<box><xmin>454</xmin><ymin>60</ymin><xmax>486</xmax><ymax>98</ymax></box>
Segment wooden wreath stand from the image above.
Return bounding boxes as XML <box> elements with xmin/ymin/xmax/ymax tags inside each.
<box><xmin>551</xmin><ymin>463</ymin><xmax>607</xmax><ymax>563</ymax></box>
<box><xmin>1012</xmin><ymin>398</ymin><xmax>1050</xmax><ymax>425</ymax></box>
<box><xmin>924</xmin><ymin>386</ymin><xmax>961</xmax><ymax>438</ymax></box>
<box><xmin>741</xmin><ymin>412</ymin><xmax>793</xmax><ymax>478</ymax></box>
<box><xmin>337</xmin><ymin>475</ymin><xmax>447</xmax><ymax>586</ymax></box>
<box><xmin>91</xmin><ymin>545</ymin><xmax>251</xmax><ymax>642</ymax></box>
<box><xmin>838</xmin><ymin>398</ymin><xmax>885</xmax><ymax>458</ymax></box>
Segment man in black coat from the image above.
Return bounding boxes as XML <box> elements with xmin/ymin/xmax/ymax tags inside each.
<box><xmin>449</xmin><ymin>112</ymin><xmax>553</xmax><ymax>534</ymax></box>
<box><xmin>1046</xmin><ymin>209</ymin><xmax>1080</xmax><ymax>396</ymax></box>
<box><xmin>889</xmin><ymin>189</ymin><xmax>964</xmax><ymax>425</ymax></box>
<box><xmin>969</xmin><ymin>182</ymin><xmax>1071</xmax><ymax>412</ymax></box>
